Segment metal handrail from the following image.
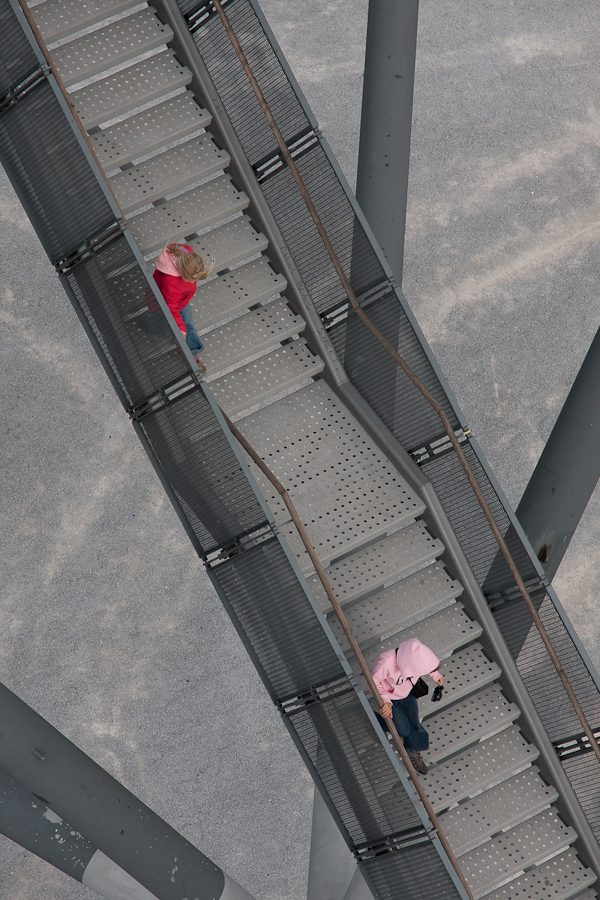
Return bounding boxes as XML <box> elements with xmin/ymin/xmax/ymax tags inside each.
<box><xmin>209</xmin><ymin>0</ymin><xmax>600</xmax><ymax>771</ymax></box>
<box><xmin>221</xmin><ymin>410</ymin><xmax>476</xmax><ymax>900</ymax></box>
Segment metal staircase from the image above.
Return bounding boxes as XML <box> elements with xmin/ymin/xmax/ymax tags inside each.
<box><xmin>6</xmin><ymin>0</ymin><xmax>600</xmax><ymax>897</ymax></box>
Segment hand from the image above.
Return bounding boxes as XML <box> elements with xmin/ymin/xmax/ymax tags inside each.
<box><xmin>436</xmin><ymin>675</ymin><xmax>444</xmax><ymax>686</ymax></box>
<box><xmin>379</xmin><ymin>702</ymin><xmax>393</xmax><ymax>718</ymax></box>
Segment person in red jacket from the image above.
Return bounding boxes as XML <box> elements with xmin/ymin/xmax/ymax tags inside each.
<box><xmin>146</xmin><ymin>242</ymin><xmax>213</xmax><ymax>372</ymax></box>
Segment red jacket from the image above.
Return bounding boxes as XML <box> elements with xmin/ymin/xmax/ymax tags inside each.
<box><xmin>150</xmin><ymin>245</ymin><xmax>197</xmax><ymax>333</ymax></box>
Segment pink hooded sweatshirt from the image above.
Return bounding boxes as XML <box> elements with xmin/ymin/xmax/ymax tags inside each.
<box><xmin>371</xmin><ymin>639</ymin><xmax>441</xmax><ymax>702</ymax></box>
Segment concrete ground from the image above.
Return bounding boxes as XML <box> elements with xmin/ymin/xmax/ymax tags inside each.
<box><xmin>1</xmin><ymin>1</ymin><xmax>600</xmax><ymax>898</ymax></box>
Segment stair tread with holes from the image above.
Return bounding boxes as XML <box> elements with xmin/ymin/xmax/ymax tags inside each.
<box><xmin>90</xmin><ymin>94</ymin><xmax>212</xmax><ymax>170</ymax></box>
<box><xmin>479</xmin><ymin>849</ymin><xmax>596</xmax><ymax>900</ymax></box>
<box><xmin>419</xmin><ymin>644</ymin><xmax>501</xmax><ymax>718</ymax></box>
<box><xmin>323</xmin><ymin>557</ymin><xmax>461</xmax><ymax>625</ymax></box>
<box><xmin>33</xmin><ymin>0</ymin><xmax>139</xmax><ymax>43</ymax></box>
<box><xmin>190</xmin><ymin>259</ymin><xmax>287</xmax><ymax>329</ymax></box>
<box><xmin>308</xmin><ymin>532</ymin><xmax>448</xmax><ymax>608</ymax></box>
<box><xmin>426</xmin><ymin>684</ymin><xmax>520</xmax><ymax>764</ymax></box>
<box><xmin>461</xmin><ymin>808</ymin><xmax>577</xmax><ymax>899</ymax></box>
<box><xmin>128</xmin><ymin>176</ymin><xmax>248</xmax><ymax>252</ymax></box>
<box><xmin>52</xmin><ymin>9</ymin><xmax>173</xmax><ymax>88</ymax></box>
<box><xmin>73</xmin><ymin>51</ymin><xmax>192</xmax><ymax>130</ymax></box>
<box><xmin>439</xmin><ymin>766</ymin><xmax>559</xmax><ymax>857</ymax></box>
<box><xmin>424</xmin><ymin>727</ymin><xmax>539</xmax><ymax>813</ymax></box>
<box><xmin>240</xmin><ymin>380</ymin><xmax>427</xmax><ymax>570</ymax></box>
<box><xmin>184</xmin><ymin>216</ymin><xmax>268</xmax><ymax>273</ymax></box>
<box><xmin>200</xmin><ymin>299</ymin><xmax>305</xmax><ymax>373</ymax></box>
<box><xmin>110</xmin><ymin>137</ymin><xmax>230</xmax><ymax>214</ymax></box>
<box><xmin>332</xmin><ymin>573</ymin><xmax>467</xmax><ymax>653</ymax></box>
<box><xmin>345</xmin><ymin>603</ymin><xmax>482</xmax><ymax>674</ymax></box>
<box><xmin>209</xmin><ymin>340</ymin><xmax>324</xmax><ymax>418</ymax></box>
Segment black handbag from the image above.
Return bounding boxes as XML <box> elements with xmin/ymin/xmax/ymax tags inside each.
<box><xmin>409</xmin><ymin>677</ymin><xmax>429</xmax><ymax>698</ymax></box>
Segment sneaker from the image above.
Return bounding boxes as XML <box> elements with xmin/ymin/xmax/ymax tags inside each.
<box><xmin>407</xmin><ymin>751</ymin><xmax>428</xmax><ymax>775</ymax></box>
<box><xmin>195</xmin><ymin>357</ymin><xmax>207</xmax><ymax>374</ymax></box>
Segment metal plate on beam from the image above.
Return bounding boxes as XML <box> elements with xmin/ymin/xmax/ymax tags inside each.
<box><xmin>440</xmin><ymin>769</ymin><xmax>560</xmax><ymax>857</ymax></box>
<box><xmin>426</xmin><ymin>727</ymin><xmax>539</xmax><ymax>814</ymax></box>
<box><xmin>53</xmin><ymin>10</ymin><xmax>173</xmax><ymax>88</ymax></box>
<box><xmin>73</xmin><ymin>51</ymin><xmax>192</xmax><ymax>129</ymax></box>
<box><xmin>128</xmin><ymin>176</ymin><xmax>248</xmax><ymax>252</ymax></box>
<box><xmin>210</xmin><ymin>341</ymin><xmax>323</xmax><ymax>417</ymax></box>
<box><xmin>241</xmin><ymin>380</ymin><xmax>427</xmax><ymax>567</ymax></box>
<box><xmin>308</xmin><ymin>526</ymin><xmax>445</xmax><ymax>608</ymax></box>
<box><xmin>110</xmin><ymin>136</ymin><xmax>230</xmax><ymax>214</ymax></box>
<box><xmin>190</xmin><ymin>258</ymin><xmax>287</xmax><ymax>329</ymax></box>
<box><xmin>200</xmin><ymin>299</ymin><xmax>305</xmax><ymax>373</ymax></box>
<box><xmin>90</xmin><ymin>94</ymin><xmax>211</xmax><ymax>170</ymax></box>
<box><xmin>33</xmin><ymin>0</ymin><xmax>139</xmax><ymax>43</ymax></box>
<box><xmin>480</xmin><ymin>850</ymin><xmax>596</xmax><ymax>900</ymax></box>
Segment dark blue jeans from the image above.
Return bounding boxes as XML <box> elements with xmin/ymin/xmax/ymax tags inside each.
<box><xmin>376</xmin><ymin>694</ymin><xmax>429</xmax><ymax>752</ymax></box>
<box><xmin>143</xmin><ymin>304</ymin><xmax>204</xmax><ymax>353</ymax></box>
<box><xmin>180</xmin><ymin>304</ymin><xmax>203</xmax><ymax>353</ymax></box>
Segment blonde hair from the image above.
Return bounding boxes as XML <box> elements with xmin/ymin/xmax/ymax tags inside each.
<box><xmin>166</xmin><ymin>242</ymin><xmax>214</xmax><ymax>283</ymax></box>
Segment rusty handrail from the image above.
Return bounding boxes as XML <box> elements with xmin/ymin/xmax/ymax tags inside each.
<box><xmin>210</xmin><ymin>0</ymin><xmax>600</xmax><ymax>770</ymax></box>
<box><xmin>221</xmin><ymin>410</ymin><xmax>476</xmax><ymax>900</ymax></box>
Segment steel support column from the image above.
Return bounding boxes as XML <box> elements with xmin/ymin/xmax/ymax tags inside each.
<box><xmin>516</xmin><ymin>324</ymin><xmax>600</xmax><ymax>581</ymax></box>
<box><xmin>0</xmin><ymin>682</ymin><xmax>255</xmax><ymax>900</ymax></box>
<box><xmin>355</xmin><ymin>0</ymin><xmax>419</xmax><ymax>287</ymax></box>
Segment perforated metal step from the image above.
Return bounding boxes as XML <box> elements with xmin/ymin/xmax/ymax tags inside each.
<box><xmin>439</xmin><ymin>768</ymin><xmax>560</xmax><ymax>857</ymax></box>
<box><xmin>345</xmin><ymin>604</ymin><xmax>481</xmax><ymax>673</ymax></box>
<box><xmin>426</xmin><ymin>685</ymin><xmax>520</xmax><ymax>764</ymax></box>
<box><xmin>309</xmin><ymin>528</ymin><xmax>447</xmax><ymax>610</ymax></box>
<box><xmin>329</xmin><ymin>569</ymin><xmax>465</xmax><ymax>650</ymax></box>
<box><xmin>200</xmin><ymin>299</ymin><xmax>305</xmax><ymax>372</ymax></box>
<box><xmin>110</xmin><ymin>137</ymin><xmax>230</xmax><ymax>214</ymax></box>
<box><xmin>188</xmin><ymin>216</ymin><xmax>269</xmax><ymax>272</ymax></box>
<box><xmin>33</xmin><ymin>0</ymin><xmax>138</xmax><ymax>43</ymax></box>
<box><xmin>419</xmin><ymin>644</ymin><xmax>501</xmax><ymax>718</ymax></box>
<box><xmin>426</xmin><ymin>727</ymin><xmax>539</xmax><ymax>813</ymax></box>
<box><xmin>480</xmin><ymin>850</ymin><xmax>596</xmax><ymax>900</ymax></box>
<box><xmin>53</xmin><ymin>10</ymin><xmax>173</xmax><ymax>88</ymax></box>
<box><xmin>73</xmin><ymin>51</ymin><xmax>192</xmax><ymax>129</ymax></box>
<box><xmin>462</xmin><ymin>808</ymin><xmax>577</xmax><ymax>899</ymax></box>
<box><xmin>209</xmin><ymin>340</ymin><xmax>324</xmax><ymax>417</ymax></box>
<box><xmin>241</xmin><ymin>380</ymin><xmax>427</xmax><ymax>568</ymax></box>
<box><xmin>90</xmin><ymin>94</ymin><xmax>211</xmax><ymax>170</ymax></box>
<box><xmin>128</xmin><ymin>176</ymin><xmax>248</xmax><ymax>251</ymax></box>
<box><xmin>190</xmin><ymin>259</ymin><xmax>287</xmax><ymax>329</ymax></box>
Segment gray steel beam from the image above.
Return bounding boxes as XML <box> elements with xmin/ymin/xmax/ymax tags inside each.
<box><xmin>355</xmin><ymin>0</ymin><xmax>419</xmax><ymax>287</ymax></box>
<box><xmin>0</xmin><ymin>767</ymin><xmax>162</xmax><ymax>900</ymax></box>
<box><xmin>306</xmin><ymin>789</ymin><xmax>366</xmax><ymax>900</ymax></box>
<box><xmin>516</xmin><ymin>324</ymin><xmax>600</xmax><ymax>580</ymax></box>
<box><xmin>0</xmin><ymin>682</ymin><xmax>255</xmax><ymax>900</ymax></box>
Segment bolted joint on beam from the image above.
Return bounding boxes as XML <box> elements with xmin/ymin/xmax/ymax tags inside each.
<box><xmin>53</xmin><ymin>220</ymin><xmax>124</xmax><ymax>274</ymax></box>
<box><xmin>0</xmin><ymin>64</ymin><xmax>49</xmax><ymax>116</ymax></box>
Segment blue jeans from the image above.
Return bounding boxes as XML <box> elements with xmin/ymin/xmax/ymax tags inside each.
<box><xmin>143</xmin><ymin>304</ymin><xmax>204</xmax><ymax>353</ymax></box>
<box><xmin>180</xmin><ymin>304</ymin><xmax>203</xmax><ymax>353</ymax></box>
<box><xmin>376</xmin><ymin>694</ymin><xmax>429</xmax><ymax>752</ymax></box>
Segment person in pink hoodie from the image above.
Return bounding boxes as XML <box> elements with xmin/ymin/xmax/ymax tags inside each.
<box><xmin>372</xmin><ymin>638</ymin><xmax>444</xmax><ymax>774</ymax></box>
<box><xmin>146</xmin><ymin>242</ymin><xmax>213</xmax><ymax>372</ymax></box>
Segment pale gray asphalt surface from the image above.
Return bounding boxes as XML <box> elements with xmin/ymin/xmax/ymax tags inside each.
<box><xmin>1</xmin><ymin>2</ymin><xmax>600</xmax><ymax>899</ymax></box>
